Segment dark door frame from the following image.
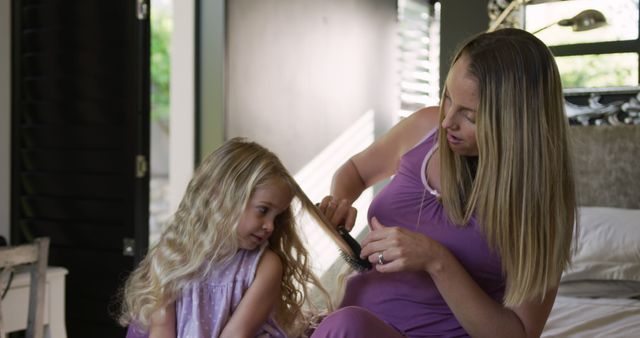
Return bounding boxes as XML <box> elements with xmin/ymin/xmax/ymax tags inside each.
<box><xmin>10</xmin><ymin>0</ymin><xmax>150</xmax><ymax>335</ymax></box>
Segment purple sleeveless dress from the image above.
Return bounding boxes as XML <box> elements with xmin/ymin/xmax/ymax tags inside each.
<box><xmin>312</xmin><ymin>128</ymin><xmax>505</xmax><ymax>338</ymax></box>
<box><xmin>126</xmin><ymin>245</ymin><xmax>287</xmax><ymax>338</ymax></box>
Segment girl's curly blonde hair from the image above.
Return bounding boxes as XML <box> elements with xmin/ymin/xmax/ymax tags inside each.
<box><xmin>119</xmin><ymin>137</ymin><xmax>331</xmax><ymax>337</ymax></box>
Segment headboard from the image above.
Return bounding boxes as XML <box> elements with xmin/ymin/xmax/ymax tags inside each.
<box><xmin>569</xmin><ymin>125</ymin><xmax>640</xmax><ymax>209</ymax></box>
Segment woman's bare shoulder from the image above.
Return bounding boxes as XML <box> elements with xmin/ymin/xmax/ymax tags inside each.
<box><xmin>392</xmin><ymin>106</ymin><xmax>440</xmax><ymax>151</ymax></box>
<box><xmin>411</xmin><ymin>106</ymin><xmax>440</xmax><ymax>130</ymax></box>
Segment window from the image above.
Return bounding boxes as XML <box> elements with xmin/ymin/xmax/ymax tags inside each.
<box><xmin>555</xmin><ymin>53</ymin><xmax>638</xmax><ymax>88</ymax></box>
<box><xmin>397</xmin><ymin>0</ymin><xmax>440</xmax><ymax>120</ymax></box>
<box><xmin>523</xmin><ymin>0</ymin><xmax>640</xmax><ymax>89</ymax></box>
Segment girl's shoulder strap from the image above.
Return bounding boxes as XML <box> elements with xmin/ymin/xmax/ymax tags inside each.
<box><xmin>206</xmin><ymin>246</ymin><xmax>265</xmax><ymax>284</ymax></box>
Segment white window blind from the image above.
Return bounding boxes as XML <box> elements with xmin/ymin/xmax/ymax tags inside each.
<box><xmin>397</xmin><ymin>0</ymin><xmax>440</xmax><ymax>120</ymax></box>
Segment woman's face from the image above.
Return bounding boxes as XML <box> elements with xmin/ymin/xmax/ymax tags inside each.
<box><xmin>235</xmin><ymin>181</ymin><xmax>293</xmax><ymax>250</ymax></box>
<box><xmin>442</xmin><ymin>54</ymin><xmax>479</xmax><ymax>157</ymax></box>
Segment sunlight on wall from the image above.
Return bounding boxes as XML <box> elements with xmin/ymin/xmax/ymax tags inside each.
<box><xmin>294</xmin><ymin>110</ymin><xmax>376</xmax><ymax>276</ymax></box>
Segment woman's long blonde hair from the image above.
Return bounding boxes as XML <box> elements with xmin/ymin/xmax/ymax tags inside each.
<box><xmin>438</xmin><ymin>28</ymin><xmax>576</xmax><ymax>306</ymax></box>
<box><xmin>119</xmin><ymin>137</ymin><xmax>331</xmax><ymax>337</ymax></box>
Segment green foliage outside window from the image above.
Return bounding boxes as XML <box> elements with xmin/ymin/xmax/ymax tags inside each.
<box><xmin>151</xmin><ymin>9</ymin><xmax>171</xmax><ymax>127</ymax></box>
<box><xmin>556</xmin><ymin>53</ymin><xmax>638</xmax><ymax>89</ymax></box>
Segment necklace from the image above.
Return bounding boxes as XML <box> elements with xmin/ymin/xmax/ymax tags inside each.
<box><xmin>415</xmin><ymin>187</ymin><xmax>427</xmax><ymax>229</ymax></box>
<box><xmin>418</xmin><ymin>143</ymin><xmax>440</xmax><ymax>229</ymax></box>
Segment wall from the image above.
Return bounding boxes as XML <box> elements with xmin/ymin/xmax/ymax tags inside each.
<box><xmin>0</xmin><ymin>0</ymin><xmax>10</xmax><ymax>242</ymax></box>
<box><xmin>439</xmin><ymin>1</ymin><xmax>489</xmax><ymax>90</ymax></box>
<box><xmin>168</xmin><ymin>0</ymin><xmax>196</xmax><ymax>213</ymax></box>
<box><xmin>226</xmin><ymin>0</ymin><xmax>489</xmax><ymax>174</ymax></box>
<box><xmin>225</xmin><ymin>0</ymin><xmax>399</xmax><ymax>276</ymax></box>
<box><xmin>226</xmin><ymin>0</ymin><xmax>398</xmax><ymax>174</ymax></box>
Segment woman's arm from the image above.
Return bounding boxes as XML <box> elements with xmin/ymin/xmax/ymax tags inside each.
<box><xmin>220</xmin><ymin>249</ymin><xmax>283</xmax><ymax>338</ymax></box>
<box><xmin>148</xmin><ymin>303</ymin><xmax>176</xmax><ymax>338</ymax></box>
<box><xmin>428</xmin><ymin>240</ymin><xmax>556</xmax><ymax>338</ymax></box>
<box><xmin>321</xmin><ymin>106</ymin><xmax>440</xmax><ymax>229</ymax></box>
<box><xmin>431</xmin><ymin>244</ymin><xmax>556</xmax><ymax>338</ymax></box>
<box><xmin>350</xmin><ymin>106</ymin><xmax>440</xmax><ymax>189</ymax></box>
<box><xmin>361</xmin><ymin>218</ymin><xmax>557</xmax><ymax>338</ymax></box>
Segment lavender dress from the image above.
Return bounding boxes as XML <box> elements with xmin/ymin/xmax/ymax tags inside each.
<box><xmin>126</xmin><ymin>245</ymin><xmax>287</xmax><ymax>338</ymax></box>
<box><xmin>312</xmin><ymin>128</ymin><xmax>505</xmax><ymax>338</ymax></box>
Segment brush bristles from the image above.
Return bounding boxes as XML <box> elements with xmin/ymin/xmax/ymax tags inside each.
<box><xmin>340</xmin><ymin>251</ymin><xmax>371</xmax><ymax>272</ymax></box>
<box><xmin>337</xmin><ymin>228</ymin><xmax>371</xmax><ymax>271</ymax></box>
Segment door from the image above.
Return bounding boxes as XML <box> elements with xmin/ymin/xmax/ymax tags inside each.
<box><xmin>11</xmin><ymin>0</ymin><xmax>150</xmax><ymax>336</ymax></box>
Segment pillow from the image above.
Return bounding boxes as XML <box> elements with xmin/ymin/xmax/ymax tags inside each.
<box><xmin>559</xmin><ymin>207</ymin><xmax>640</xmax><ymax>297</ymax></box>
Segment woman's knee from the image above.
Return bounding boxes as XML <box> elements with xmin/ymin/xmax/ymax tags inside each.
<box><xmin>323</xmin><ymin>306</ymin><xmax>375</xmax><ymax>327</ymax></box>
<box><xmin>311</xmin><ymin>306</ymin><xmax>403</xmax><ymax>338</ymax></box>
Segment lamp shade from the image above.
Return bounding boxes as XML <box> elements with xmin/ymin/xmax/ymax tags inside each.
<box><xmin>557</xmin><ymin>9</ymin><xmax>607</xmax><ymax>32</ymax></box>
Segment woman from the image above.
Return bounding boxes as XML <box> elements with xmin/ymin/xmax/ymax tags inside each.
<box><xmin>313</xmin><ymin>28</ymin><xmax>576</xmax><ymax>338</ymax></box>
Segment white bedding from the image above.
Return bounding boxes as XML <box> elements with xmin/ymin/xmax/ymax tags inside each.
<box><xmin>542</xmin><ymin>296</ymin><xmax>640</xmax><ymax>338</ymax></box>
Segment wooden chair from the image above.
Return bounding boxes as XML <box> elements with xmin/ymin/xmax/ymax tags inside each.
<box><xmin>0</xmin><ymin>237</ymin><xmax>50</xmax><ymax>338</ymax></box>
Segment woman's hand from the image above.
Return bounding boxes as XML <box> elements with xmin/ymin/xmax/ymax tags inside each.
<box><xmin>318</xmin><ymin>195</ymin><xmax>358</xmax><ymax>231</ymax></box>
<box><xmin>360</xmin><ymin>217</ymin><xmax>449</xmax><ymax>274</ymax></box>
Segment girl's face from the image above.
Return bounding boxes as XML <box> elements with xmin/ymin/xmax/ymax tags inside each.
<box><xmin>442</xmin><ymin>53</ymin><xmax>479</xmax><ymax>157</ymax></box>
<box><xmin>236</xmin><ymin>180</ymin><xmax>293</xmax><ymax>250</ymax></box>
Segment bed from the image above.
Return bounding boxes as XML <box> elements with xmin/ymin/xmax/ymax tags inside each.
<box><xmin>541</xmin><ymin>124</ymin><xmax>640</xmax><ymax>337</ymax></box>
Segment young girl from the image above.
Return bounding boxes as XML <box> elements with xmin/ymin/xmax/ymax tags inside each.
<box><xmin>120</xmin><ymin>138</ymin><xmax>331</xmax><ymax>338</ymax></box>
